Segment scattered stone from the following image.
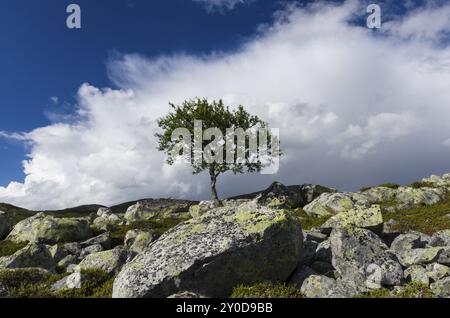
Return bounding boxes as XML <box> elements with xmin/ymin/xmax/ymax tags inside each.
<box><xmin>79</xmin><ymin>244</ymin><xmax>104</xmax><ymax>260</ymax></box>
<box><xmin>0</xmin><ymin>242</ymin><xmax>55</xmax><ymax>272</ymax></box>
<box><xmin>62</xmin><ymin>242</ymin><xmax>82</xmax><ymax>257</ymax></box>
<box><xmin>51</xmin><ymin>272</ymin><xmax>85</xmax><ymax>292</ymax></box>
<box><xmin>430</xmin><ymin>277</ymin><xmax>450</xmax><ymax>298</ymax></box>
<box><xmin>6</xmin><ymin>213</ymin><xmax>92</xmax><ymax>244</ymax></box>
<box><xmin>76</xmin><ymin>246</ymin><xmax>129</xmax><ymax>276</ymax></box>
<box><xmin>330</xmin><ymin>227</ymin><xmax>403</xmax><ymax>289</ymax></box>
<box><xmin>124</xmin><ymin>199</ymin><xmax>196</xmax><ymax>223</ymax></box>
<box><xmin>124</xmin><ymin>230</ymin><xmax>156</xmax><ymax>254</ymax></box>
<box><xmin>303</xmin><ymin>230</ymin><xmax>328</xmax><ymax>243</ymax></box>
<box><xmin>320</xmin><ymin>205</ymin><xmax>383</xmax><ymax>235</ymax></box>
<box><xmin>81</xmin><ymin>232</ymin><xmax>112</xmax><ymax>250</ymax></box>
<box><xmin>404</xmin><ymin>265</ymin><xmax>429</xmax><ymax>285</ymax></box>
<box><xmin>113</xmin><ymin>202</ymin><xmax>302</xmax><ymax>298</ymax></box>
<box><xmin>426</xmin><ymin>263</ymin><xmax>450</xmax><ymax>282</ymax></box>
<box><xmin>303</xmin><ymin>193</ymin><xmax>358</xmax><ymax>217</ymax></box>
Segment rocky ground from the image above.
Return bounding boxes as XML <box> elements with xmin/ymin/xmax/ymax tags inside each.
<box><xmin>1</xmin><ymin>174</ymin><xmax>450</xmax><ymax>298</ymax></box>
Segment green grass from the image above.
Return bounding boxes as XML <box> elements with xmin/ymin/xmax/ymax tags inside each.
<box><xmin>356</xmin><ymin>288</ymin><xmax>392</xmax><ymax>298</ymax></box>
<box><xmin>382</xmin><ymin>197</ymin><xmax>450</xmax><ymax>235</ymax></box>
<box><xmin>0</xmin><ymin>268</ymin><xmax>114</xmax><ymax>298</ymax></box>
<box><xmin>0</xmin><ymin>240</ymin><xmax>27</xmax><ymax>257</ymax></box>
<box><xmin>0</xmin><ymin>203</ymin><xmax>34</xmax><ymax>224</ymax></box>
<box><xmin>110</xmin><ymin>217</ymin><xmax>189</xmax><ymax>247</ymax></box>
<box><xmin>357</xmin><ymin>283</ymin><xmax>434</xmax><ymax>298</ymax></box>
<box><xmin>295</xmin><ymin>208</ymin><xmax>332</xmax><ymax>231</ymax></box>
<box><xmin>409</xmin><ymin>181</ymin><xmax>435</xmax><ymax>189</ymax></box>
<box><xmin>231</xmin><ymin>282</ymin><xmax>304</xmax><ymax>298</ymax></box>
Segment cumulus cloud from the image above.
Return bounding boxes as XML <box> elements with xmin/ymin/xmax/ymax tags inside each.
<box><xmin>1</xmin><ymin>0</ymin><xmax>450</xmax><ymax>209</ymax></box>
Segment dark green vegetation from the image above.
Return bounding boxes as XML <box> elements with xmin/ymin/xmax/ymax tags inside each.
<box><xmin>358</xmin><ymin>283</ymin><xmax>434</xmax><ymax>298</ymax></box>
<box><xmin>295</xmin><ymin>208</ymin><xmax>331</xmax><ymax>231</ymax></box>
<box><xmin>409</xmin><ymin>181</ymin><xmax>435</xmax><ymax>189</ymax></box>
<box><xmin>0</xmin><ymin>240</ymin><xmax>27</xmax><ymax>257</ymax></box>
<box><xmin>155</xmin><ymin>98</ymin><xmax>278</xmax><ymax>205</ymax></box>
<box><xmin>230</xmin><ymin>283</ymin><xmax>304</xmax><ymax>298</ymax></box>
<box><xmin>361</xmin><ymin>183</ymin><xmax>401</xmax><ymax>192</ymax></box>
<box><xmin>0</xmin><ymin>203</ymin><xmax>33</xmax><ymax>224</ymax></box>
<box><xmin>0</xmin><ymin>268</ymin><xmax>113</xmax><ymax>298</ymax></box>
<box><xmin>382</xmin><ymin>197</ymin><xmax>450</xmax><ymax>235</ymax></box>
<box><xmin>110</xmin><ymin>218</ymin><xmax>189</xmax><ymax>247</ymax></box>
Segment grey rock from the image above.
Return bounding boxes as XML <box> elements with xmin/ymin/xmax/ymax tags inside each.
<box><xmin>76</xmin><ymin>246</ymin><xmax>129</xmax><ymax>275</ymax></box>
<box><xmin>390</xmin><ymin>232</ymin><xmax>431</xmax><ymax>251</ymax></box>
<box><xmin>81</xmin><ymin>232</ymin><xmax>112</xmax><ymax>250</ymax></box>
<box><xmin>430</xmin><ymin>230</ymin><xmax>450</xmax><ymax>247</ymax></box>
<box><xmin>0</xmin><ymin>242</ymin><xmax>55</xmax><ymax>271</ymax></box>
<box><xmin>79</xmin><ymin>244</ymin><xmax>104</xmax><ymax>260</ymax></box>
<box><xmin>303</xmin><ymin>193</ymin><xmax>358</xmax><ymax>217</ymax></box>
<box><xmin>167</xmin><ymin>292</ymin><xmax>208</xmax><ymax>298</ymax></box>
<box><xmin>404</xmin><ymin>265</ymin><xmax>429</xmax><ymax>285</ymax></box>
<box><xmin>303</xmin><ymin>230</ymin><xmax>328</xmax><ymax>243</ymax></box>
<box><xmin>430</xmin><ymin>277</ymin><xmax>450</xmax><ymax>298</ymax></box>
<box><xmin>49</xmin><ymin>244</ymin><xmax>68</xmax><ymax>263</ymax></box>
<box><xmin>300</xmin><ymin>275</ymin><xmax>358</xmax><ymax>298</ymax></box>
<box><xmin>97</xmin><ymin>207</ymin><xmax>113</xmax><ymax>217</ymax></box>
<box><xmin>57</xmin><ymin>254</ymin><xmax>78</xmax><ymax>268</ymax></box>
<box><xmin>395</xmin><ymin>247</ymin><xmax>443</xmax><ymax>267</ymax></box>
<box><xmin>51</xmin><ymin>272</ymin><xmax>85</xmax><ymax>292</ymax></box>
<box><xmin>124</xmin><ymin>199</ymin><xmax>195</xmax><ymax>223</ymax></box>
<box><xmin>124</xmin><ymin>230</ymin><xmax>156</xmax><ymax>254</ymax></box>
<box><xmin>426</xmin><ymin>263</ymin><xmax>450</xmax><ymax>282</ymax></box>
<box><xmin>113</xmin><ymin>202</ymin><xmax>302</xmax><ymax>298</ymax></box>
<box><xmin>330</xmin><ymin>227</ymin><xmax>403</xmax><ymax>289</ymax></box>
<box><xmin>437</xmin><ymin>247</ymin><xmax>450</xmax><ymax>265</ymax></box>
<box><xmin>6</xmin><ymin>213</ymin><xmax>92</xmax><ymax>244</ymax></box>
<box><xmin>311</xmin><ymin>261</ymin><xmax>335</xmax><ymax>277</ymax></box>
<box><xmin>299</xmin><ymin>240</ymin><xmax>318</xmax><ymax>266</ymax></box>
<box><xmin>289</xmin><ymin>266</ymin><xmax>317</xmax><ymax>288</ymax></box>
<box><xmin>62</xmin><ymin>242</ymin><xmax>82</xmax><ymax>256</ymax></box>
<box><xmin>315</xmin><ymin>240</ymin><xmax>332</xmax><ymax>263</ymax></box>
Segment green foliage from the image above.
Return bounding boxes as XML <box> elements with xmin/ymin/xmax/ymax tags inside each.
<box><xmin>410</xmin><ymin>181</ymin><xmax>434</xmax><ymax>189</ymax></box>
<box><xmin>55</xmin><ymin>269</ymin><xmax>113</xmax><ymax>298</ymax></box>
<box><xmin>110</xmin><ymin>217</ymin><xmax>188</xmax><ymax>247</ymax></box>
<box><xmin>395</xmin><ymin>282</ymin><xmax>435</xmax><ymax>298</ymax></box>
<box><xmin>295</xmin><ymin>208</ymin><xmax>332</xmax><ymax>231</ymax></box>
<box><xmin>357</xmin><ymin>288</ymin><xmax>392</xmax><ymax>298</ymax></box>
<box><xmin>0</xmin><ymin>268</ymin><xmax>68</xmax><ymax>298</ymax></box>
<box><xmin>0</xmin><ymin>240</ymin><xmax>27</xmax><ymax>257</ymax></box>
<box><xmin>382</xmin><ymin>197</ymin><xmax>450</xmax><ymax>235</ymax></box>
<box><xmin>230</xmin><ymin>282</ymin><xmax>304</xmax><ymax>298</ymax></box>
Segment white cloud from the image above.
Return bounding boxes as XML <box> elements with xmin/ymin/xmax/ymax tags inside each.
<box><xmin>1</xmin><ymin>0</ymin><xmax>450</xmax><ymax>209</ymax></box>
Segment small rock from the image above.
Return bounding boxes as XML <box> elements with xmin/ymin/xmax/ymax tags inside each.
<box><xmin>124</xmin><ymin>230</ymin><xmax>156</xmax><ymax>254</ymax></box>
<box><xmin>51</xmin><ymin>272</ymin><xmax>85</xmax><ymax>292</ymax></box>
<box><xmin>404</xmin><ymin>265</ymin><xmax>429</xmax><ymax>285</ymax></box>
<box><xmin>437</xmin><ymin>247</ymin><xmax>450</xmax><ymax>265</ymax></box>
<box><xmin>426</xmin><ymin>263</ymin><xmax>450</xmax><ymax>282</ymax></box>
<box><xmin>63</xmin><ymin>242</ymin><xmax>82</xmax><ymax>256</ymax></box>
<box><xmin>430</xmin><ymin>277</ymin><xmax>450</xmax><ymax>298</ymax></box>
<box><xmin>430</xmin><ymin>230</ymin><xmax>450</xmax><ymax>247</ymax></box>
<box><xmin>79</xmin><ymin>244</ymin><xmax>104</xmax><ymax>260</ymax></box>
<box><xmin>57</xmin><ymin>255</ymin><xmax>78</xmax><ymax>268</ymax></box>
<box><xmin>81</xmin><ymin>232</ymin><xmax>112</xmax><ymax>250</ymax></box>
<box><xmin>301</xmin><ymin>275</ymin><xmax>357</xmax><ymax>298</ymax></box>
<box><xmin>97</xmin><ymin>207</ymin><xmax>113</xmax><ymax>218</ymax></box>
<box><xmin>77</xmin><ymin>246</ymin><xmax>129</xmax><ymax>276</ymax></box>
<box><xmin>289</xmin><ymin>266</ymin><xmax>317</xmax><ymax>288</ymax></box>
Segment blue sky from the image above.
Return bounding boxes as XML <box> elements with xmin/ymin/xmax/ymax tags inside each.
<box><xmin>0</xmin><ymin>0</ymin><xmax>282</xmax><ymax>185</ymax></box>
<box><xmin>1</xmin><ymin>0</ymin><xmax>450</xmax><ymax>209</ymax></box>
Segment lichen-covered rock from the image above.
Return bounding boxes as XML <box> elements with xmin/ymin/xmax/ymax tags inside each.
<box><xmin>437</xmin><ymin>247</ymin><xmax>450</xmax><ymax>265</ymax></box>
<box><xmin>124</xmin><ymin>199</ymin><xmax>196</xmax><ymax>223</ymax></box>
<box><xmin>404</xmin><ymin>265</ymin><xmax>429</xmax><ymax>285</ymax></box>
<box><xmin>390</xmin><ymin>232</ymin><xmax>431</xmax><ymax>252</ymax></box>
<box><xmin>81</xmin><ymin>232</ymin><xmax>112</xmax><ymax>250</ymax></box>
<box><xmin>330</xmin><ymin>227</ymin><xmax>403</xmax><ymax>290</ymax></box>
<box><xmin>97</xmin><ymin>207</ymin><xmax>113</xmax><ymax>217</ymax></box>
<box><xmin>430</xmin><ymin>277</ymin><xmax>450</xmax><ymax>298</ymax></box>
<box><xmin>0</xmin><ymin>211</ymin><xmax>15</xmax><ymax>239</ymax></box>
<box><xmin>256</xmin><ymin>182</ymin><xmax>305</xmax><ymax>209</ymax></box>
<box><xmin>189</xmin><ymin>201</ymin><xmax>215</xmax><ymax>218</ymax></box>
<box><xmin>79</xmin><ymin>244</ymin><xmax>104</xmax><ymax>260</ymax></box>
<box><xmin>62</xmin><ymin>242</ymin><xmax>82</xmax><ymax>257</ymax></box>
<box><xmin>395</xmin><ymin>247</ymin><xmax>443</xmax><ymax>267</ymax></box>
<box><xmin>300</xmin><ymin>275</ymin><xmax>357</xmax><ymax>298</ymax></box>
<box><xmin>430</xmin><ymin>230</ymin><xmax>450</xmax><ymax>247</ymax></box>
<box><xmin>315</xmin><ymin>240</ymin><xmax>332</xmax><ymax>263</ymax></box>
<box><xmin>51</xmin><ymin>272</ymin><xmax>85</xmax><ymax>292</ymax></box>
<box><xmin>0</xmin><ymin>242</ymin><xmax>55</xmax><ymax>271</ymax></box>
<box><xmin>49</xmin><ymin>244</ymin><xmax>68</xmax><ymax>263</ymax></box>
<box><xmin>353</xmin><ymin>187</ymin><xmax>398</xmax><ymax>205</ymax></box>
<box><xmin>124</xmin><ymin>230</ymin><xmax>156</xmax><ymax>254</ymax></box>
<box><xmin>303</xmin><ymin>193</ymin><xmax>357</xmax><ymax>217</ymax></box>
<box><xmin>76</xmin><ymin>246</ymin><xmax>129</xmax><ymax>275</ymax></box>
<box><xmin>93</xmin><ymin>214</ymin><xmax>122</xmax><ymax>231</ymax></box>
<box><xmin>303</xmin><ymin>230</ymin><xmax>328</xmax><ymax>243</ymax></box>
<box><xmin>6</xmin><ymin>213</ymin><xmax>93</xmax><ymax>244</ymax></box>
<box><xmin>57</xmin><ymin>255</ymin><xmax>78</xmax><ymax>268</ymax></box>
<box><xmin>426</xmin><ymin>263</ymin><xmax>450</xmax><ymax>282</ymax></box>
<box><xmin>395</xmin><ymin>187</ymin><xmax>447</xmax><ymax>210</ymax></box>
<box><xmin>113</xmin><ymin>202</ymin><xmax>302</xmax><ymax>298</ymax></box>
<box><xmin>319</xmin><ymin>205</ymin><xmax>383</xmax><ymax>235</ymax></box>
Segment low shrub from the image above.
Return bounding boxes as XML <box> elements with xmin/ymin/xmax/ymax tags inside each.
<box><xmin>295</xmin><ymin>208</ymin><xmax>331</xmax><ymax>231</ymax></box>
<box><xmin>231</xmin><ymin>282</ymin><xmax>304</xmax><ymax>298</ymax></box>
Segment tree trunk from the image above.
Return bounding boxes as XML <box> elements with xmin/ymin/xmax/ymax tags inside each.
<box><xmin>209</xmin><ymin>168</ymin><xmax>222</xmax><ymax>207</ymax></box>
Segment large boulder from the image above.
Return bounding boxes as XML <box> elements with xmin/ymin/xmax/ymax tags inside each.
<box><xmin>303</xmin><ymin>193</ymin><xmax>358</xmax><ymax>217</ymax></box>
<box><xmin>124</xmin><ymin>230</ymin><xmax>157</xmax><ymax>254</ymax></box>
<box><xmin>51</xmin><ymin>272</ymin><xmax>85</xmax><ymax>293</ymax></box>
<box><xmin>430</xmin><ymin>230</ymin><xmax>450</xmax><ymax>247</ymax></box>
<box><xmin>0</xmin><ymin>242</ymin><xmax>55</xmax><ymax>271</ymax></box>
<box><xmin>81</xmin><ymin>232</ymin><xmax>112</xmax><ymax>250</ymax></box>
<box><xmin>113</xmin><ymin>202</ymin><xmax>302</xmax><ymax>298</ymax></box>
<box><xmin>76</xmin><ymin>246</ymin><xmax>129</xmax><ymax>275</ymax></box>
<box><xmin>93</xmin><ymin>214</ymin><xmax>122</xmax><ymax>231</ymax></box>
<box><xmin>6</xmin><ymin>213</ymin><xmax>92</xmax><ymax>244</ymax></box>
<box><xmin>330</xmin><ymin>227</ymin><xmax>403</xmax><ymax>290</ymax></box>
<box><xmin>395</xmin><ymin>187</ymin><xmax>447</xmax><ymax>210</ymax></box>
<box><xmin>319</xmin><ymin>205</ymin><xmax>383</xmax><ymax>235</ymax></box>
<box><xmin>430</xmin><ymin>277</ymin><xmax>450</xmax><ymax>298</ymax></box>
<box><xmin>124</xmin><ymin>199</ymin><xmax>196</xmax><ymax>223</ymax></box>
<box><xmin>352</xmin><ymin>187</ymin><xmax>398</xmax><ymax>205</ymax></box>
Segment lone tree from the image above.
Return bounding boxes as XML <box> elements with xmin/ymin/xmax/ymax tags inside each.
<box><xmin>156</xmin><ymin>98</ymin><xmax>279</xmax><ymax>206</ymax></box>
